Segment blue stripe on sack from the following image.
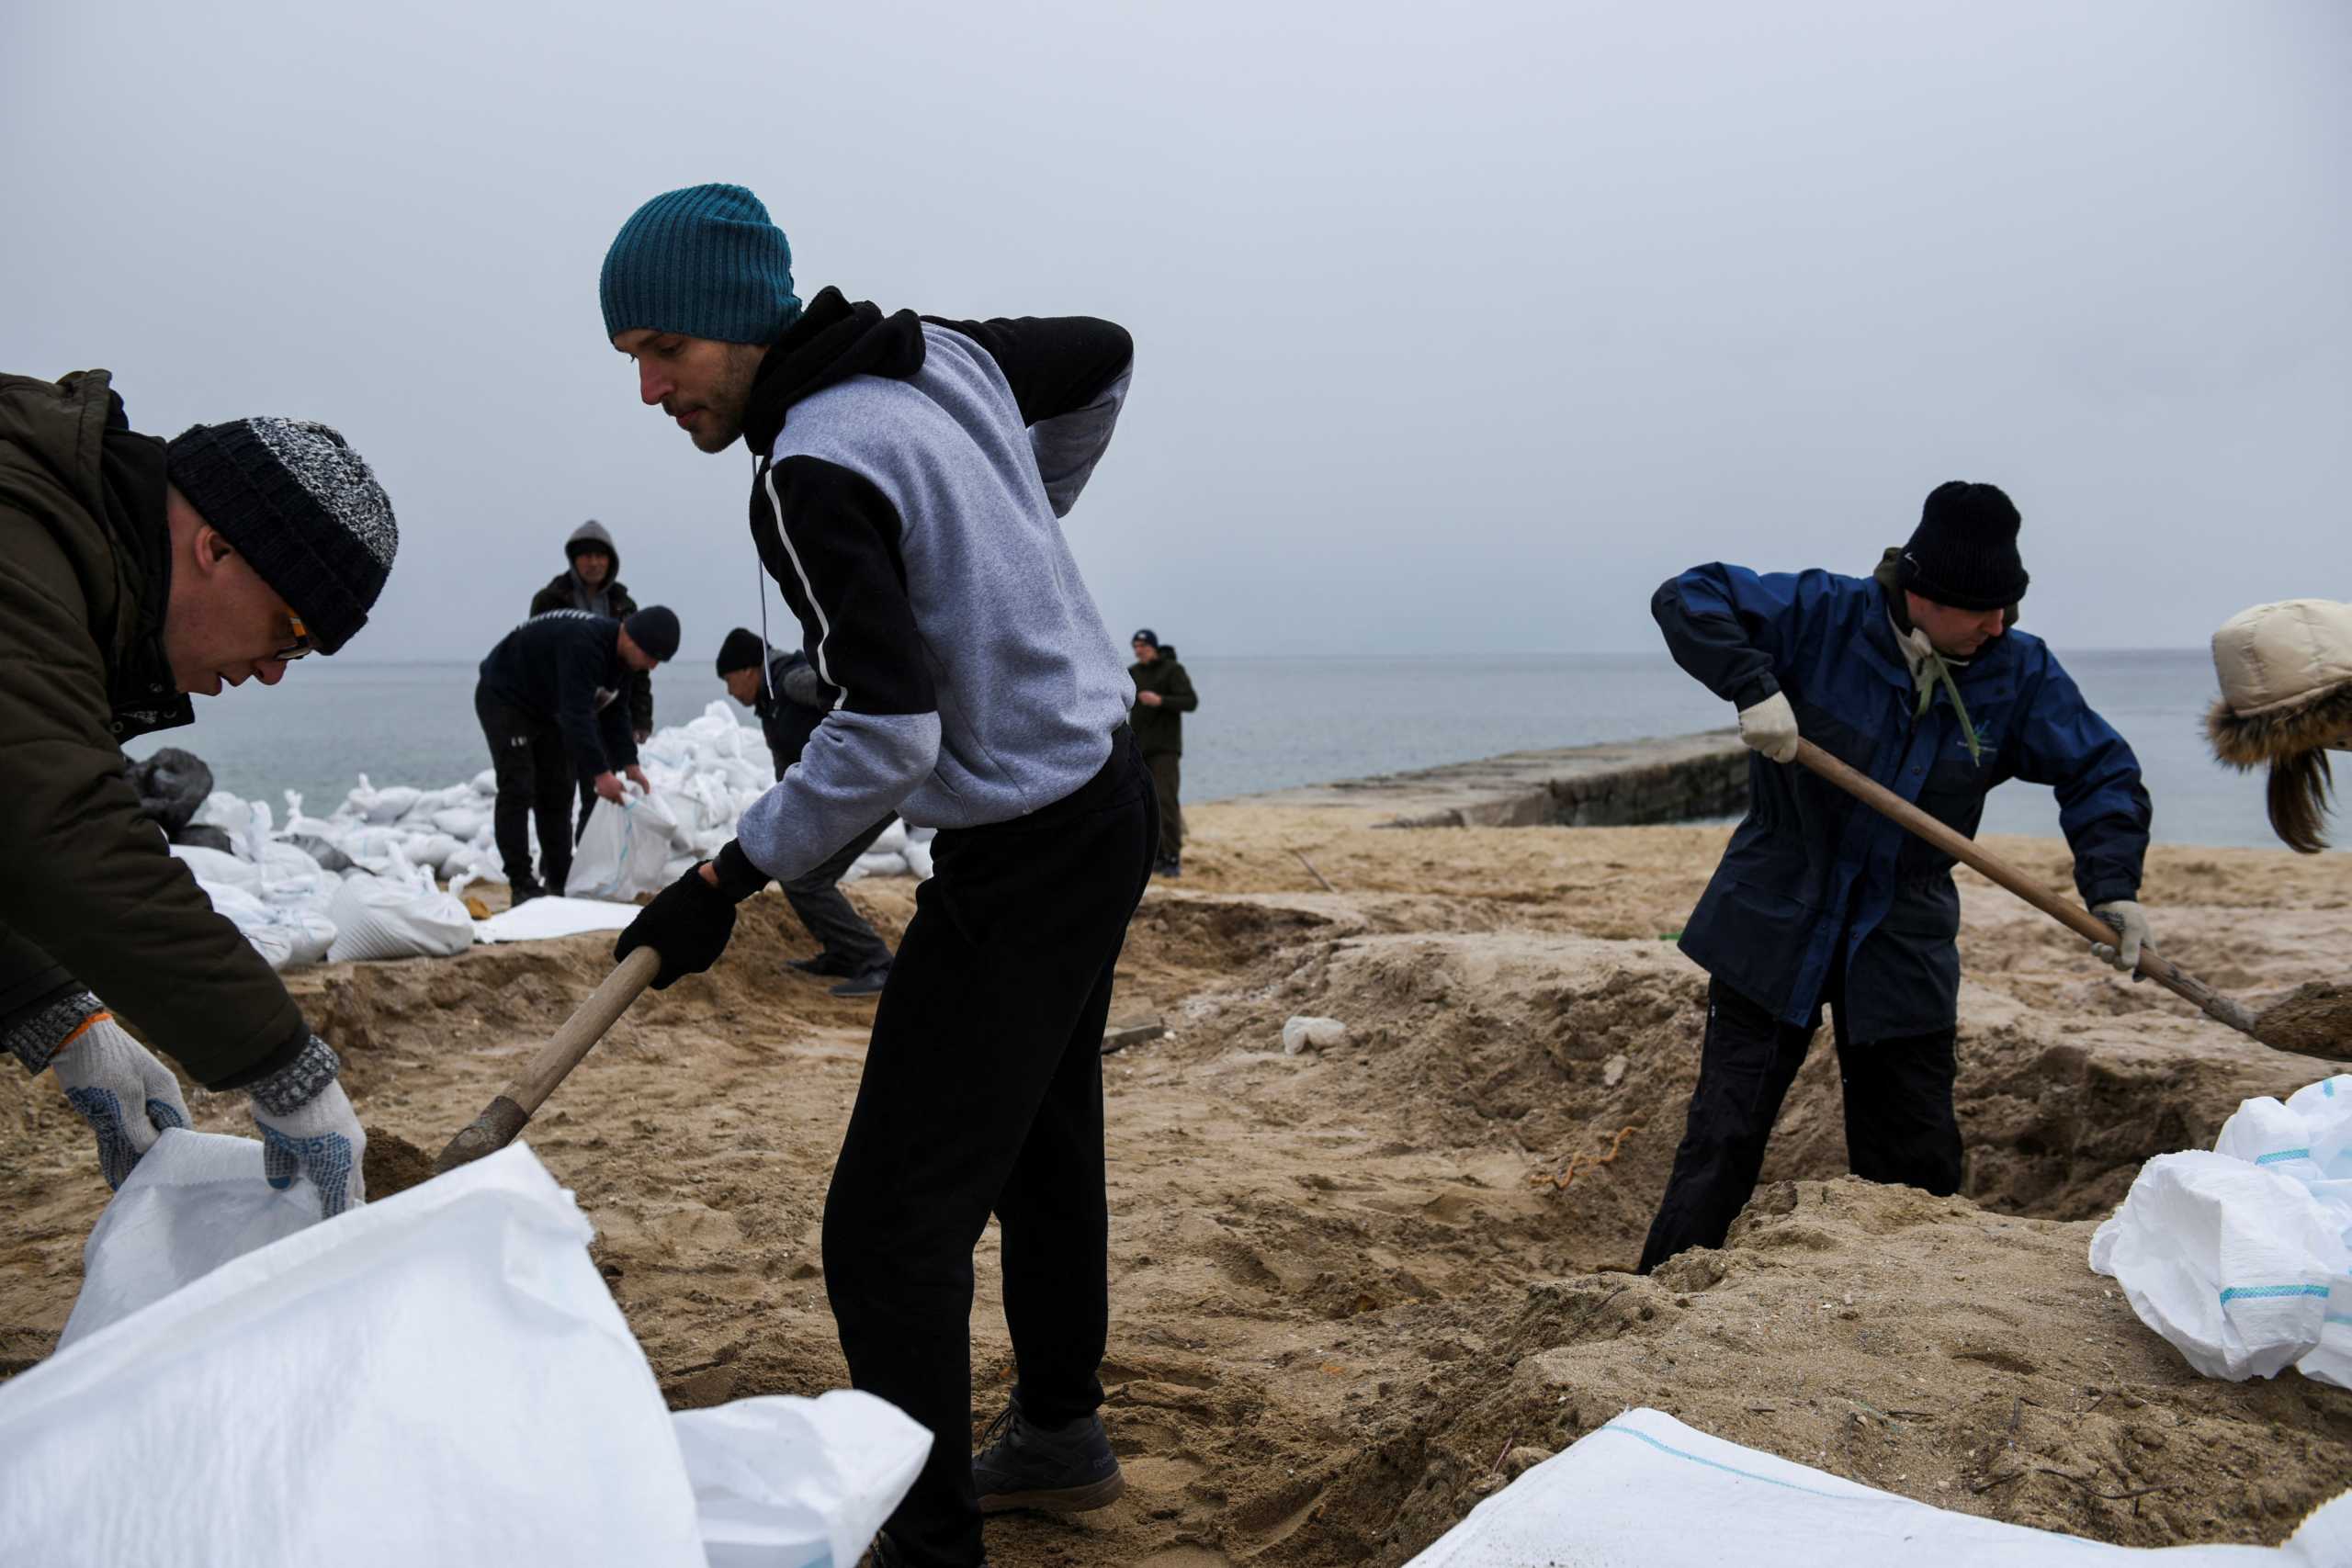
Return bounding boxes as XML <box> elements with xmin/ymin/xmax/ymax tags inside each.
<box><xmin>2254</xmin><ymin>1148</ymin><xmax>2312</xmax><ymax>1165</ymax></box>
<box><xmin>2219</xmin><ymin>1284</ymin><xmax>2332</xmax><ymax>1304</ymax></box>
<box><xmin>1591</xmin><ymin>1424</ymin><xmax>1860</xmax><ymax>1502</ymax></box>
<box><xmin>2327</xmin><ymin>1314</ymin><xmax>2352</xmax><ymax>1327</ymax></box>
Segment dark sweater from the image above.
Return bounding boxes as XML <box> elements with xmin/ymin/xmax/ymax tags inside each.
<box><xmin>478</xmin><ymin>611</ymin><xmax>639</xmax><ymax>778</ymax></box>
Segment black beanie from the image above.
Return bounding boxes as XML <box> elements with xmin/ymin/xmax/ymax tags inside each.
<box><xmin>1898</xmin><ymin>481</ymin><xmax>2029</xmax><ymax>613</ymax></box>
<box><xmin>165</xmin><ymin>418</ymin><xmax>397</xmax><ymax>655</ymax></box>
<box><xmin>715</xmin><ymin>626</ymin><xmax>765</xmax><ymax>677</ymax></box>
<box><xmin>1132</xmin><ymin>627</ymin><xmax>1159</xmax><ymax>649</ymax></box>
<box><xmin>625</xmin><ymin>605</ymin><xmax>680</xmax><ymax>662</ymax></box>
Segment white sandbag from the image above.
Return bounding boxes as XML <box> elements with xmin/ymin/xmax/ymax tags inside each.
<box><xmin>1405</xmin><ymin>1407</ymin><xmax>2351</xmax><ymax>1568</ymax></box>
<box><xmin>902</xmin><ymin>839</ymin><xmax>934</xmax><ymax>881</ymax></box>
<box><xmin>345</xmin><ymin>773</ymin><xmax>424</xmax><ymax>825</ymax></box>
<box><xmin>326</xmin><ymin>857</ymin><xmax>473</xmax><ymax>962</ymax></box>
<box><xmin>2088</xmin><ymin>1152</ymin><xmax>2349</xmax><ymax>1382</ymax></box>
<box><xmin>170</xmin><ymin>842</ymin><xmax>263</xmax><ymax>893</ymax></box>
<box><xmin>59</xmin><ymin>1130</ymin><xmax>322</xmax><ymax>1349</ymax></box>
<box><xmin>473</xmin><ymin>897</ymin><xmax>639</xmax><ymax>944</ymax></box>
<box><xmin>7</xmin><ymin>1133</ymin><xmax>929</xmax><ymax>1568</ymax></box>
<box><xmin>571</xmin><ymin>794</ymin><xmax>679</xmax><ymax>902</ymax></box>
<box><xmin>850</xmin><ymin>851</ymin><xmax>909</xmax><ymax>880</ymax></box>
<box><xmin>432</xmin><ymin>806</ymin><xmax>490</xmax><ymax>840</ymax></box>
<box><xmin>677</xmin><ymin>1392</ymin><xmax>932</xmax><ymax>1568</ymax></box>
<box><xmin>1</xmin><ymin>1140</ymin><xmax>707</xmax><ymax>1567</ymax></box>
<box><xmin>869</xmin><ymin>818</ymin><xmax>909</xmax><ymax>856</ymax></box>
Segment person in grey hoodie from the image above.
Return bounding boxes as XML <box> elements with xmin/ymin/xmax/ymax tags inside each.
<box><xmin>601</xmin><ymin>183</ymin><xmax>1145</xmax><ymax>1568</ymax></box>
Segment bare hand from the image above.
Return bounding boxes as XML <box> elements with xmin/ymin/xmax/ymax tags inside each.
<box><xmin>1136</xmin><ymin>690</ymin><xmax>1163</xmax><ymax>707</ymax></box>
<box><xmin>634</xmin><ymin>728</ymin><xmax>652</xmax><ymax>746</ymax></box>
<box><xmin>626</xmin><ymin>764</ymin><xmax>651</xmax><ymax>795</ymax></box>
<box><xmin>594</xmin><ymin>772</ymin><xmax>626</xmax><ymax>804</ymax></box>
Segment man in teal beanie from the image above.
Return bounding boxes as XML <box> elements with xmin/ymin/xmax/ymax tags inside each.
<box><xmin>599</xmin><ymin>183</ymin><xmax>802</xmax><ymax>452</ymax></box>
<box><xmin>602</xmin><ymin>184</ymin><xmax>1143</xmax><ymax>1568</ymax></box>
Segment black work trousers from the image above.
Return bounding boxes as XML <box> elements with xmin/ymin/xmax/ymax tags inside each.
<box><xmin>1636</xmin><ymin>968</ymin><xmax>1962</xmax><ymax>1275</ymax></box>
<box><xmin>781</xmin><ymin>816</ymin><xmax>896</xmax><ymax>975</ymax></box>
<box><xmin>821</xmin><ymin>730</ymin><xmax>1156</xmax><ymax>1568</ymax></box>
<box><xmin>474</xmin><ymin>681</ymin><xmax>574</xmax><ymax>896</ymax></box>
<box><xmin>1145</xmin><ymin>750</ymin><xmax>1183</xmax><ymax>860</ymax></box>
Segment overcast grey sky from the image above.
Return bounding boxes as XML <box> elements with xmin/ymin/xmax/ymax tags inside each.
<box><xmin>5</xmin><ymin>0</ymin><xmax>2346</xmax><ymax>661</ymax></box>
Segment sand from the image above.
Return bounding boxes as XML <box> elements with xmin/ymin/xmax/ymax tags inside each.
<box><xmin>4</xmin><ymin>807</ymin><xmax>2348</xmax><ymax>1562</ymax></box>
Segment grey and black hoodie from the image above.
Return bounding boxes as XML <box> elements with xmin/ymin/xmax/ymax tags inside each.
<box><xmin>713</xmin><ymin>288</ymin><xmax>1134</xmax><ymax>894</ymax></box>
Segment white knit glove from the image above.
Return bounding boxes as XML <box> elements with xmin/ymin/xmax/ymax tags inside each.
<box><xmin>51</xmin><ymin>1015</ymin><xmax>193</xmax><ymax>1190</ymax></box>
<box><xmin>1736</xmin><ymin>691</ymin><xmax>1800</xmax><ymax>764</ymax></box>
<box><xmin>247</xmin><ymin>1036</ymin><xmax>367</xmax><ymax>1218</ymax></box>
<box><xmin>2090</xmin><ymin>900</ymin><xmax>2154</xmax><ymax>980</ymax></box>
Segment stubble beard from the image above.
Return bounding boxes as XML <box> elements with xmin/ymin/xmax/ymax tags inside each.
<box><xmin>689</xmin><ymin>345</ymin><xmax>763</xmax><ymax>455</ymax></box>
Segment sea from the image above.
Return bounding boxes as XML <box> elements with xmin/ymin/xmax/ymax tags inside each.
<box><xmin>122</xmin><ymin>649</ymin><xmax>2316</xmax><ymax>852</ymax></box>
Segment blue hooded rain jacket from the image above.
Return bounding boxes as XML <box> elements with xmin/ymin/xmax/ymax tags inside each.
<box><xmin>1655</xmin><ymin>562</ymin><xmax>2150</xmax><ymax>1040</ymax></box>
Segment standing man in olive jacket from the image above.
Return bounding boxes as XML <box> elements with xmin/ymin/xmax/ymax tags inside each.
<box><xmin>0</xmin><ymin>370</ymin><xmax>396</xmax><ymax>1215</ymax></box>
<box><xmin>1128</xmin><ymin>629</ymin><xmax>1198</xmax><ymax>877</ymax></box>
<box><xmin>530</xmin><ymin>519</ymin><xmax>655</xmax><ymax>818</ymax></box>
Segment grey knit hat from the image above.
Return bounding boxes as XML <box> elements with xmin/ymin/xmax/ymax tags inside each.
<box><xmin>165</xmin><ymin>418</ymin><xmax>397</xmax><ymax>654</ymax></box>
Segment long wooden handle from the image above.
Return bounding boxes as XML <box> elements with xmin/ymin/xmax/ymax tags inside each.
<box><xmin>1792</xmin><ymin>739</ymin><xmax>2260</xmax><ymax>1038</ymax></box>
<box><xmin>434</xmin><ymin>944</ymin><xmax>663</xmax><ymax>1174</ymax></box>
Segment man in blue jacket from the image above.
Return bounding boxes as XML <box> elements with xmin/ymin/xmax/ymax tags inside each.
<box><xmin>1637</xmin><ymin>481</ymin><xmax>2155</xmax><ymax>1275</ymax></box>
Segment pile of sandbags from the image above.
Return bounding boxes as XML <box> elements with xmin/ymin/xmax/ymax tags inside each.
<box><xmin>0</xmin><ymin>1131</ymin><xmax>928</xmax><ymax>1567</ymax></box>
<box><xmin>165</xmin><ymin>701</ymin><xmax>937</xmax><ymax>970</ymax></box>
<box><xmin>2091</xmin><ymin>1074</ymin><xmax>2352</xmax><ymax>1387</ymax></box>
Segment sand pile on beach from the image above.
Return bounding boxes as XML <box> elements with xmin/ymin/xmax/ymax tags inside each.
<box><xmin>4</xmin><ymin>806</ymin><xmax>2347</xmax><ymax>1562</ymax></box>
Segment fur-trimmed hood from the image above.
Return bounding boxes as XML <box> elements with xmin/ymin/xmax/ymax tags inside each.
<box><xmin>2207</xmin><ymin>599</ymin><xmax>2351</xmax><ymax>853</ymax></box>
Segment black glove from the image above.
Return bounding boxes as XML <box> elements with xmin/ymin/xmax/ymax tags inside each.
<box><xmin>615</xmin><ymin>865</ymin><xmax>738</xmax><ymax>989</ymax></box>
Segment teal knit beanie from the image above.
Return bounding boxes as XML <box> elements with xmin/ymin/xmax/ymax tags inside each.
<box><xmin>600</xmin><ymin>183</ymin><xmax>804</xmax><ymax>344</ymax></box>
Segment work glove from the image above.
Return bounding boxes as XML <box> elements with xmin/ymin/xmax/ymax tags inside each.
<box><xmin>247</xmin><ymin>1036</ymin><xmax>366</xmax><ymax>1217</ymax></box>
<box><xmin>1736</xmin><ymin>691</ymin><xmax>1801</xmax><ymax>764</ymax></box>
<box><xmin>616</xmin><ymin>863</ymin><xmax>737</xmax><ymax>989</ymax></box>
<box><xmin>2089</xmin><ymin>900</ymin><xmax>2154</xmax><ymax>980</ymax></box>
<box><xmin>49</xmin><ymin>1013</ymin><xmax>192</xmax><ymax>1190</ymax></box>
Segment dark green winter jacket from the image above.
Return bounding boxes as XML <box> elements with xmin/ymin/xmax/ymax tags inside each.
<box><xmin>1127</xmin><ymin>645</ymin><xmax>1198</xmax><ymax>756</ymax></box>
<box><xmin>0</xmin><ymin>370</ymin><xmax>308</xmax><ymax>1089</ymax></box>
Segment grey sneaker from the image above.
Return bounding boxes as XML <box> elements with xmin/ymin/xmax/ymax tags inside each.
<box><xmin>972</xmin><ymin>1399</ymin><xmax>1125</xmax><ymax>1515</ymax></box>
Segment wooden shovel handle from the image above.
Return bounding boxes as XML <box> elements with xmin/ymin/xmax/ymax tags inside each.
<box><xmin>1791</xmin><ymin>740</ymin><xmax>2259</xmax><ymax>1038</ymax></box>
<box><xmin>434</xmin><ymin>944</ymin><xmax>664</xmax><ymax>1173</ymax></box>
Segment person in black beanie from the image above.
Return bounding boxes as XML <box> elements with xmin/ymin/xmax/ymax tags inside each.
<box><xmin>476</xmin><ymin>606</ymin><xmax>676</xmax><ymax>903</ymax></box>
<box><xmin>1634</xmin><ymin>479</ymin><xmax>2157</xmax><ymax>1277</ymax></box>
<box><xmin>715</xmin><ymin>627</ymin><xmax>896</xmax><ymax>996</ymax></box>
<box><xmin>2</xmin><ymin>373</ymin><xmax>396</xmax><ymax>1215</ymax></box>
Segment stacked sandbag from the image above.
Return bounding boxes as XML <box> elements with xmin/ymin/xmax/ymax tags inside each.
<box><xmin>2091</xmin><ymin>1074</ymin><xmax>2352</xmax><ymax>1388</ymax></box>
<box><xmin>160</xmin><ymin>700</ymin><xmax>937</xmax><ymax>963</ymax></box>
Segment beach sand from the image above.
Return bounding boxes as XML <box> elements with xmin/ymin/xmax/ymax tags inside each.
<box><xmin>5</xmin><ymin>806</ymin><xmax>2348</xmax><ymax>1561</ymax></box>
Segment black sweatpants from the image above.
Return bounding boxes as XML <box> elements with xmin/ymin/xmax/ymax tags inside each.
<box><xmin>474</xmin><ymin>681</ymin><xmax>575</xmax><ymax>896</ymax></box>
<box><xmin>822</xmin><ymin>731</ymin><xmax>1156</xmax><ymax>1568</ymax></box>
<box><xmin>781</xmin><ymin>816</ymin><xmax>896</xmax><ymax>976</ymax></box>
<box><xmin>1635</xmin><ymin>967</ymin><xmax>1962</xmax><ymax>1275</ymax></box>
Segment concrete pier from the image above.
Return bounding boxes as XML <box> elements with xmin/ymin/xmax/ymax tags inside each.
<box><xmin>1226</xmin><ymin>729</ymin><xmax>1750</xmax><ymax>828</ymax></box>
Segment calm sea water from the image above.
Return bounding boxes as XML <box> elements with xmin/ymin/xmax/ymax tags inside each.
<box><xmin>122</xmin><ymin>649</ymin><xmax>2309</xmax><ymax>851</ymax></box>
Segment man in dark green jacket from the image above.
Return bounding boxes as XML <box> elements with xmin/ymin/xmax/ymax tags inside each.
<box><xmin>0</xmin><ymin>370</ymin><xmax>397</xmax><ymax>1215</ymax></box>
<box><xmin>1128</xmin><ymin>629</ymin><xmax>1199</xmax><ymax>876</ymax></box>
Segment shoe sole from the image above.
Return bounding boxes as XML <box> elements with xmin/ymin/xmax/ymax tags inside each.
<box><xmin>977</xmin><ymin>1471</ymin><xmax>1126</xmax><ymax>1516</ymax></box>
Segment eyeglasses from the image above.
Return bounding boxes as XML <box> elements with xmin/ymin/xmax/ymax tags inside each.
<box><xmin>273</xmin><ymin>612</ymin><xmax>314</xmax><ymax>662</ymax></box>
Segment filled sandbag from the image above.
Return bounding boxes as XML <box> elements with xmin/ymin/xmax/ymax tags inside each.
<box><xmin>325</xmin><ymin>859</ymin><xmax>473</xmax><ymax>962</ymax></box>
<box><xmin>3</xmin><ymin>1134</ymin><xmax>928</xmax><ymax>1568</ymax></box>
<box><xmin>2091</xmin><ymin>1075</ymin><xmax>2352</xmax><ymax>1388</ymax></box>
<box><xmin>1404</xmin><ymin>1407</ymin><xmax>2350</xmax><ymax>1567</ymax></box>
<box><xmin>571</xmin><ymin>794</ymin><xmax>680</xmax><ymax>902</ymax></box>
